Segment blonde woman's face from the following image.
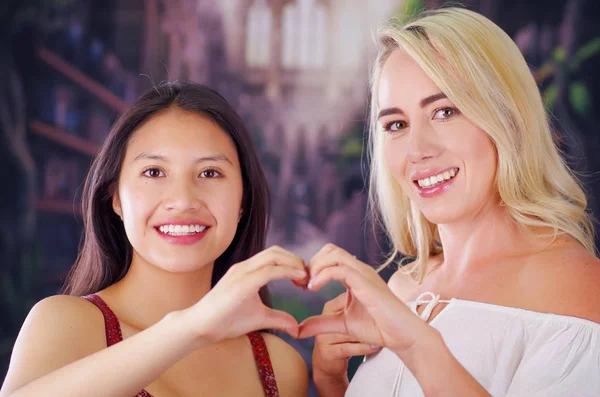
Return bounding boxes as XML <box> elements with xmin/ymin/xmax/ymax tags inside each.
<box><xmin>377</xmin><ymin>49</ymin><xmax>498</xmax><ymax>225</ymax></box>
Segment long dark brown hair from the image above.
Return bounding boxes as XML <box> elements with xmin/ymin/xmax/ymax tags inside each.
<box><xmin>63</xmin><ymin>81</ymin><xmax>271</xmax><ymax>305</ymax></box>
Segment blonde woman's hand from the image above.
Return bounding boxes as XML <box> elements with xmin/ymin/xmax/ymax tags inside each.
<box><xmin>186</xmin><ymin>246</ymin><xmax>308</xmax><ymax>345</ymax></box>
<box><xmin>299</xmin><ymin>244</ymin><xmax>433</xmax><ymax>357</ymax></box>
<box><xmin>312</xmin><ymin>293</ymin><xmax>380</xmax><ymax>396</ymax></box>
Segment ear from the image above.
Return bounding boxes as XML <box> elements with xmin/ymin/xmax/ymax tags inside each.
<box><xmin>112</xmin><ymin>191</ymin><xmax>123</xmax><ymax>220</ymax></box>
<box><xmin>238</xmin><ymin>208</ymin><xmax>243</xmax><ymax>223</ymax></box>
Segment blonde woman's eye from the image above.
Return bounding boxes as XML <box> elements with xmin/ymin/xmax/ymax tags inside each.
<box><xmin>383</xmin><ymin>120</ymin><xmax>408</xmax><ymax>134</ymax></box>
<box><xmin>143</xmin><ymin>168</ymin><xmax>164</xmax><ymax>178</ymax></box>
<box><xmin>200</xmin><ymin>169</ymin><xmax>221</xmax><ymax>178</ymax></box>
<box><xmin>433</xmin><ymin>107</ymin><xmax>459</xmax><ymax>120</ymax></box>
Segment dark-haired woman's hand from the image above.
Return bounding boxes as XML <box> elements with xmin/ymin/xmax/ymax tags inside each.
<box><xmin>184</xmin><ymin>246</ymin><xmax>308</xmax><ymax>345</ymax></box>
<box><xmin>299</xmin><ymin>244</ymin><xmax>435</xmax><ymax>357</ymax></box>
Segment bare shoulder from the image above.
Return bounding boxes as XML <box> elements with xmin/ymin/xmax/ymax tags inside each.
<box><xmin>1</xmin><ymin>295</ymin><xmax>107</xmax><ymax>393</ymax></box>
<box><xmin>520</xmin><ymin>241</ymin><xmax>600</xmax><ymax>323</ymax></box>
<box><xmin>262</xmin><ymin>333</ymin><xmax>308</xmax><ymax>397</ymax></box>
<box><xmin>387</xmin><ymin>261</ymin><xmax>421</xmax><ymax>302</ymax></box>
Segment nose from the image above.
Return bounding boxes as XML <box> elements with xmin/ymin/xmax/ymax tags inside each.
<box><xmin>405</xmin><ymin>121</ymin><xmax>441</xmax><ymax>164</ymax></box>
<box><xmin>163</xmin><ymin>176</ymin><xmax>201</xmax><ymax>212</ymax></box>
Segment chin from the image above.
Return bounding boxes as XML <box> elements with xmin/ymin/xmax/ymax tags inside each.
<box><xmin>150</xmin><ymin>255</ymin><xmax>214</xmax><ymax>274</ymax></box>
<box><xmin>420</xmin><ymin>208</ymin><xmax>465</xmax><ymax>226</ymax></box>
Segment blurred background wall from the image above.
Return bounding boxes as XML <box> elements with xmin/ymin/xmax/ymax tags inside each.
<box><xmin>1</xmin><ymin>0</ymin><xmax>599</xmax><ymax>394</ymax></box>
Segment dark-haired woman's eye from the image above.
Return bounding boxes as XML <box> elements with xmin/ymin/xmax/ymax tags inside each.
<box><xmin>200</xmin><ymin>169</ymin><xmax>221</xmax><ymax>178</ymax></box>
<box><xmin>143</xmin><ymin>168</ymin><xmax>165</xmax><ymax>178</ymax></box>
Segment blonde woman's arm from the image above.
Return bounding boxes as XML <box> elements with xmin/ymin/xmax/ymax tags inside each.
<box><xmin>311</xmin><ymin>294</ymin><xmax>380</xmax><ymax>397</ymax></box>
<box><xmin>300</xmin><ymin>244</ymin><xmax>491</xmax><ymax>397</ymax></box>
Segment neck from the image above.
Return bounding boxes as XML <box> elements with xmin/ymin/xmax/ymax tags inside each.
<box><xmin>105</xmin><ymin>254</ymin><xmax>214</xmax><ymax>330</ymax></box>
<box><xmin>436</xmin><ymin>198</ymin><xmax>542</xmax><ymax>278</ymax></box>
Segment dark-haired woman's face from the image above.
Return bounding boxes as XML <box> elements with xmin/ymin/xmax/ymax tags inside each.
<box><xmin>112</xmin><ymin>108</ymin><xmax>244</xmax><ymax>274</ymax></box>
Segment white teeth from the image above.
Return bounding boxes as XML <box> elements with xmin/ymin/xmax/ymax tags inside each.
<box><xmin>417</xmin><ymin>168</ymin><xmax>458</xmax><ymax>188</ymax></box>
<box><xmin>158</xmin><ymin>224</ymin><xmax>208</xmax><ymax>235</ymax></box>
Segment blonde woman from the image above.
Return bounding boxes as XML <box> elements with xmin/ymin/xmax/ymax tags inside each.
<box><xmin>300</xmin><ymin>8</ymin><xmax>600</xmax><ymax>397</ymax></box>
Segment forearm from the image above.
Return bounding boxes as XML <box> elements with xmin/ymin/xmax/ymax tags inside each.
<box><xmin>6</xmin><ymin>310</ymin><xmax>202</xmax><ymax>397</ymax></box>
<box><xmin>313</xmin><ymin>372</ymin><xmax>349</xmax><ymax>397</ymax></box>
<box><xmin>397</xmin><ymin>330</ymin><xmax>491</xmax><ymax>397</ymax></box>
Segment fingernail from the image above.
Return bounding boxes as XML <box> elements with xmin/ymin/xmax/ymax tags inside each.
<box><xmin>295</xmin><ymin>270</ymin><xmax>306</xmax><ymax>278</ymax></box>
<box><xmin>307</xmin><ymin>279</ymin><xmax>314</xmax><ymax>289</ymax></box>
<box><xmin>370</xmin><ymin>345</ymin><xmax>380</xmax><ymax>350</ymax></box>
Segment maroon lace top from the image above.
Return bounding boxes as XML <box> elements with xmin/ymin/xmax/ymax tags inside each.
<box><xmin>83</xmin><ymin>294</ymin><xmax>280</xmax><ymax>397</ymax></box>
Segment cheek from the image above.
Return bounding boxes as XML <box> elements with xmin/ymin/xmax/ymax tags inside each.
<box><xmin>384</xmin><ymin>140</ymin><xmax>410</xmax><ymax>187</ymax></box>
<box><xmin>119</xmin><ymin>181</ymin><xmax>158</xmax><ymax>224</ymax></box>
<box><xmin>210</xmin><ymin>181</ymin><xmax>243</xmax><ymax>228</ymax></box>
<box><xmin>458</xmin><ymin>133</ymin><xmax>498</xmax><ymax>190</ymax></box>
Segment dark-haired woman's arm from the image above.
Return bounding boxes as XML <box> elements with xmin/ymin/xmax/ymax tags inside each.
<box><xmin>0</xmin><ymin>246</ymin><xmax>307</xmax><ymax>397</ymax></box>
<box><xmin>1</xmin><ymin>297</ymin><xmax>204</xmax><ymax>397</ymax></box>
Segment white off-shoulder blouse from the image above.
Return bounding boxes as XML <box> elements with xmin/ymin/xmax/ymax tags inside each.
<box><xmin>347</xmin><ymin>292</ymin><xmax>600</xmax><ymax>397</ymax></box>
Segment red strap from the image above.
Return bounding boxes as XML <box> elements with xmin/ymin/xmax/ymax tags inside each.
<box><xmin>83</xmin><ymin>294</ymin><xmax>152</xmax><ymax>397</ymax></box>
<box><xmin>83</xmin><ymin>294</ymin><xmax>124</xmax><ymax>346</ymax></box>
<box><xmin>248</xmin><ymin>331</ymin><xmax>280</xmax><ymax>397</ymax></box>
<box><xmin>83</xmin><ymin>295</ymin><xmax>277</xmax><ymax>396</ymax></box>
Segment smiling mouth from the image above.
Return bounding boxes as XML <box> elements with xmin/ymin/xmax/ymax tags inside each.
<box><xmin>414</xmin><ymin>168</ymin><xmax>459</xmax><ymax>188</ymax></box>
<box><xmin>156</xmin><ymin>224</ymin><xmax>209</xmax><ymax>236</ymax></box>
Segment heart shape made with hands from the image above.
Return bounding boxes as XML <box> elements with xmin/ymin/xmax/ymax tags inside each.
<box><xmin>265</xmin><ymin>242</ymin><xmax>417</xmax><ymax>353</ymax></box>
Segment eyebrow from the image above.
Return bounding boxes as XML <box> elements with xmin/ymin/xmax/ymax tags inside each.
<box><xmin>377</xmin><ymin>92</ymin><xmax>448</xmax><ymax>119</ymax></box>
<box><xmin>133</xmin><ymin>153</ymin><xmax>233</xmax><ymax>165</ymax></box>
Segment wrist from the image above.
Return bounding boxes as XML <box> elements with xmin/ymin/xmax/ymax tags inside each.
<box><xmin>393</xmin><ymin>327</ymin><xmax>449</xmax><ymax>395</ymax></box>
<box><xmin>163</xmin><ymin>308</ymin><xmax>211</xmax><ymax>352</ymax></box>
<box><xmin>313</xmin><ymin>370</ymin><xmax>349</xmax><ymax>397</ymax></box>
<box><xmin>313</xmin><ymin>369</ymin><xmax>349</xmax><ymax>384</ymax></box>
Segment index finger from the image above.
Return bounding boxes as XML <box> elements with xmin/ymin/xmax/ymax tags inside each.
<box><xmin>249</xmin><ymin>246</ymin><xmax>306</xmax><ymax>272</ymax></box>
<box><xmin>322</xmin><ymin>293</ymin><xmax>347</xmax><ymax>314</ymax></box>
<box><xmin>309</xmin><ymin>248</ymin><xmax>367</xmax><ymax>284</ymax></box>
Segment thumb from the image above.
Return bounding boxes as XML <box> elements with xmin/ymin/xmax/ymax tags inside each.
<box><xmin>263</xmin><ymin>308</ymin><xmax>300</xmax><ymax>338</ymax></box>
<box><xmin>298</xmin><ymin>313</ymin><xmax>346</xmax><ymax>339</ymax></box>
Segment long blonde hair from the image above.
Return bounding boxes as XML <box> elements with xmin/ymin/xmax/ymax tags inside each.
<box><xmin>368</xmin><ymin>7</ymin><xmax>595</xmax><ymax>282</ymax></box>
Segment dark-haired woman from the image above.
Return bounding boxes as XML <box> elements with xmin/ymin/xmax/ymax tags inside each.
<box><xmin>1</xmin><ymin>82</ymin><xmax>308</xmax><ymax>397</ymax></box>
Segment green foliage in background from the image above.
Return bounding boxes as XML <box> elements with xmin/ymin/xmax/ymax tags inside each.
<box><xmin>271</xmin><ymin>297</ymin><xmax>312</xmax><ymax>323</ymax></box>
<box><xmin>391</xmin><ymin>0</ymin><xmax>425</xmax><ymax>23</ymax></box>
<box><xmin>336</xmin><ymin>123</ymin><xmax>365</xmax><ymax>172</ymax></box>
<box><xmin>541</xmin><ymin>38</ymin><xmax>600</xmax><ymax>115</ymax></box>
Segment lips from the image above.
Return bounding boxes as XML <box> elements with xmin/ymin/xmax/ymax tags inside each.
<box><xmin>157</xmin><ymin>224</ymin><xmax>207</xmax><ymax>235</ymax></box>
<box><xmin>155</xmin><ymin>225</ymin><xmax>210</xmax><ymax>245</ymax></box>
<box><xmin>411</xmin><ymin>167</ymin><xmax>460</xmax><ymax>198</ymax></box>
<box><xmin>153</xmin><ymin>220</ymin><xmax>212</xmax><ymax>245</ymax></box>
<box><xmin>414</xmin><ymin>167</ymin><xmax>459</xmax><ymax>189</ymax></box>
